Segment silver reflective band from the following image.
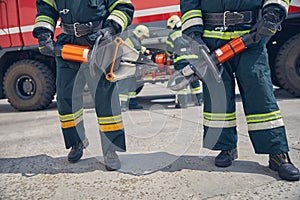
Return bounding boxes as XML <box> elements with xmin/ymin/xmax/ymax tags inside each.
<box><xmin>107</xmin><ymin>15</ymin><xmax>125</xmax><ymax>31</ymax></box>
<box><xmin>203</xmin><ymin>119</ymin><xmax>237</xmax><ymax>128</ymax></box>
<box><xmin>34</xmin><ymin>22</ymin><xmax>55</xmax><ymax>32</ymax></box>
<box><xmin>182</xmin><ymin>18</ymin><xmax>203</xmax><ymax>31</ymax></box>
<box><xmin>248</xmin><ymin>118</ymin><xmax>284</xmax><ymax>131</ymax></box>
<box><xmin>182</xmin><ymin>64</ymin><xmax>195</xmax><ymax>76</ymax></box>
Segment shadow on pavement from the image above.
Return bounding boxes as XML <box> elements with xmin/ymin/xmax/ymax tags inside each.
<box><xmin>0</xmin><ymin>152</ymin><xmax>279</xmax><ymax>180</ymax></box>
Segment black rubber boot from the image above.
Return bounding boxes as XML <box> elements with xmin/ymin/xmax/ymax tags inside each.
<box><xmin>68</xmin><ymin>138</ymin><xmax>89</xmax><ymax>163</ymax></box>
<box><xmin>104</xmin><ymin>150</ymin><xmax>121</xmax><ymax>171</ymax></box>
<box><xmin>269</xmin><ymin>153</ymin><xmax>300</xmax><ymax>181</ymax></box>
<box><xmin>215</xmin><ymin>148</ymin><xmax>238</xmax><ymax>167</ymax></box>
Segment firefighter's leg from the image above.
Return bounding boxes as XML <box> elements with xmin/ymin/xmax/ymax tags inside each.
<box><xmin>56</xmin><ymin>57</ymin><xmax>88</xmax><ymax>162</ymax></box>
<box><xmin>202</xmin><ymin>59</ymin><xmax>238</xmax><ymax>167</ymax></box>
<box><xmin>95</xmin><ymin>74</ymin><xmax>125</xmax><ymax>170</ymax></box>
<box><xmin>190</xmin><ymin>80</ymin><xmax>202</xmax><ymax>106</ymax></box>
<box><xmin>175</xmin><ymin>77</ymin><xmax>188</xmax><ymax>108</ymax></box>
<box><xmin>235</xmin><ymin>40</ymin><xmax>299</xmax><ymax>181</ymax></box>
<box><xmin>117</xmin><ymin>78</ymin><xmax>130</xmax><ymax>112</ymax></box>
<box><xmin>128</xmin><ymin>77</ymin><xmax>143</xmax><ymax>110</ymax></box>
<box><xmin>235</xmin><ymin>41</ymin><xmax>289</xmax><ymax>154</ymax></box>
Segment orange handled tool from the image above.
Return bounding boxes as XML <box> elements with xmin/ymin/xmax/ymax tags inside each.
<box><xmin>61</xmin><ymin>44</ymin><xmax>90</xmax><ymax>63</ymax></box>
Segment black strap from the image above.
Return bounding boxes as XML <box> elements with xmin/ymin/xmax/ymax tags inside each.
<box><xmin>203</xmin><ymin>11</ymin><xmax>257</xmax><ymax>27</ymax></box>
<box><xmin>61</xmin><ymin>21</ymin><xmax>102</xmax><ymax>37</ymax></box>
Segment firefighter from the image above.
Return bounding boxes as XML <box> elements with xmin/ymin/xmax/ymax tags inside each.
<box><xmin>33</xmin><ymin>0</ymin><xmax>134</xmax><ymax>171</ymax></box>
<box><xmin>166</xmin><ymin>15</ymin><xmax>203</xmax><ymax>108</ymax></box>
<box><xmin>180</xmin><ymin>0</ymin><xmax>299</xmax><ymax>181</ymax></box>
<box><xmin>118</xmin><ymin>25</ymin><xmax>150</xmax><ymax>111</ymax></box>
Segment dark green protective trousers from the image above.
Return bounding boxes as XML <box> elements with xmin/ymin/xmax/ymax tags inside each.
<box><xmin>202</xmin><ymin>39</ymin><xmax>289</xmax><ymax>154</ymax></box>
<box><xmin>56</xmin><ymin>57</ymin><xmax>126</xmax><ymax>155</ymax></box>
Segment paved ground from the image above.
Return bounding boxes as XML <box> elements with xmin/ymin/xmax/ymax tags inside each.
<box><xmin>0</xmin><ymin>83</ymin><xmax>299</xmax><ymax>199</ymax></box>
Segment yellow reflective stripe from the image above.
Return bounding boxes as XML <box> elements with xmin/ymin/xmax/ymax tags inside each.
<box><xmin>170</xmin><ymin>30</ymin><xmax>182</xmax><ymax>41</ymax></box>
<box><xmin>166</xmin><ymin>40</ymin><xmax>174</xmax><ymax>48</ymax></box>
<box><xmin>42</xmin><ymin>0</ymin><xmax>58</xmax><ymax>11</ymax></box>
<box><xmin>191</xmin><ymin>86</ymin><xmax>201</xmax><ymax>94</ymax></box>
<box><xmin>125</xmin><ymin>38</ymin><xmax>134</xmax><ymax>48</ymax></box>
<box><xmin>99</xmin><ymin>122</ymin><xmax>124</xmax><ymax>132</ymax></box>
<box><xmin>182</xmin><ymin>10</ymin><xmax>202</xmax><ymax>24</ymax></box>
<box><xmin>111</xmin><ymin>10</ymin><xmax>128</xmax><ymax>29</ymax></box>
<box><xmin>204</xmin><ymin>112</ymin><xmax>236</xmax><ymax>121</ymax></box>
<box><xmin>108</xmin><ymin>0</ymin><xmax>132</xmax><ymax>13</ymax></box>
<box><xmin>98</xmin><ymin>115</ymin><xmax>123</xmax><ymax>124</ymax></box>
<box><xmin>203</xmin><ymin>119</ymin><xmax>236</xmax><ymax>128</ymax></box>
<box><xmin>248</xmin><ymin>118</ymin><xmax>284</xmax><ymax>131</ymax></box>
<box><xmin>203</xmin><ymin>30</ymin><xmax>251</xmax><ymax>40</ymax></box>
<box><xmin>59</xmin><ymin>108</ymin><xmax>84</xmax><ymax>122</ymax></box>
<box><xmin>119</xmin><ymin>94</ymin><xmax>128</xmax><ymax>98</ymax></box>
<box><xmin>246</xmin><ymin>110</ymin><xmax>282</xmax><ymax>123</ymax></box>
<box><xmin>35</xmin><ymin>15</ymin><xmax>56</xmax><ymax>27</ymax></box>
<box><xmin>174</xmin><ymin>55</ymin><xmax>198</xmax><ymax>63</ymax></box>
<box><xmin>128</xmin><ymin>92</ymin><xmax>136</xmax><ymax>97</ymax></box>
<box><xmin>246</xmin><ymin>110</ymin><xmax>281</xmax><ymax>119</ymax></box>
<box><xmin>61</xmin><ymin>115</ymin><xmax>83</xmax><ymax>128</ymax></box>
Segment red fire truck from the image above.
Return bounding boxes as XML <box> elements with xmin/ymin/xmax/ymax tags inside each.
<box><xmin>0</xmin><ymin>0</ymin><xmax>300</xmax><ymax>111</ymax></box>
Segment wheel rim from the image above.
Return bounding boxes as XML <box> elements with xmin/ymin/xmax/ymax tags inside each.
<box><xmin>15</xmin><ymin>75</ymin><xmax>37</xmax><ymax>99</ymax></box>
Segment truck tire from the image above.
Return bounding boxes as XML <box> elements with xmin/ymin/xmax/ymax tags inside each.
<box><xmin>3</xmin><ymin>59</ymin><xmax>56</xmax><ymax>111</ymax></box>
<box><xmin>275</xmin><ymin>33</ymin><xmax>300</xmax><ymax>97</ymax></box>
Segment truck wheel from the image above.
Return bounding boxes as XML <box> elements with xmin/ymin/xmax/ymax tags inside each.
<box><xmin>275</xmin><ymin>33</ymin><xmax>300</xmax><ymax>97</ymax></box>
<box><xmin>3</xmin><ymin>59</ymin><xmax>56</xmax><ymax>111</ymax></box>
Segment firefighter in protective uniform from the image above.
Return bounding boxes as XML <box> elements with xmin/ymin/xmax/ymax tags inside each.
<box><xmin>33</xmin><ymin>0</ymin><xmax>134</xmax><ymax>171</ymax></box>
<box><xmin>118</xmin><ymin>25</ymin><xmax>150</xmax><ymax>111</ymax></box>
<box><xmin>166</xmin><ymin>15</ymin><xmax>203</xmax><ymax>108</ymax></box>
<box><xmin>181</xmin><ymin>0</ymin><xmax>299</xmax><ymax>181</ymax></box>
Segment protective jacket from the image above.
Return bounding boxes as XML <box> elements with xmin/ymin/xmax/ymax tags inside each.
<box><xmin>180</xmin><ymin>0</ymin><xmax>290</xmax><ymax>154</ymax></box>
<box><xmin>33</xmin><ymin>0</ymin><xmax>134</xmax><ymax>154</ymax></box>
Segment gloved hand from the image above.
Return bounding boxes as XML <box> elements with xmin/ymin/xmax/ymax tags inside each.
<box><xmin>188</xmin><ymin>31</ymin><xmax>210</xmax><ymax>53</ymax></box>
<box><xmin>88</xmin><ymin>26</ymin><xmax>116</xmax><ymax>44</ymax></box>
<box><xmin>37</xmin><ymin>32</ymin><xmax>56</xmax><ymax>57</ymax></box>
<box><xmin>251</xmin><ymin>6</ymin><xmax>284</xmax><ymax>43</ymax></box>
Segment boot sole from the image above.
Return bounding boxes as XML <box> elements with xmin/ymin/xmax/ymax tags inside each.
<box><xmin>68</xmin><ymin>151</ymin><xmax>83</xmax><ymax>163</ymax></box>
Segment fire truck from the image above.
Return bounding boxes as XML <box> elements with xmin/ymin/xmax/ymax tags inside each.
<box><xmin>0</xmin><ymin>0</ymin><xmax>300</xmax><ymax>111</ymax></box>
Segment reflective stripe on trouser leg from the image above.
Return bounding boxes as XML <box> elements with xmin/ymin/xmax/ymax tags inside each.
<box><xmin>95</xmin><ymin>75</ymin><xmax>126</xmax><ymax>155</ymax></box>
<box><xmin>56</xmin><ymin>57</ymin><xmax>87</xmax><ymax>149</ymax></box>
<box><xmin>234</xmin><ymin>40</ymin><xmax>289</xmax><ymax>154</ymax></box>
<box><xmin>202</xmin><ymin>59</ymin><xmax>237</xmax><ymax>150</ymax></box>
<box><xmin>190</xmin><ymin>80</ymin><xmax>202</xmax><ymax>103</ymax></box>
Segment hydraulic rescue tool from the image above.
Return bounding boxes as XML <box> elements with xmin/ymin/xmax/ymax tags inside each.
<box><xmin>58</xmin><ymin>37</ymin><xmax>158</xmax><ymax>82</ymax></box>
<box><xmin>167</xmin><ymin>32</ymin><xmax>255</xmax><ymax>91</ymax></box>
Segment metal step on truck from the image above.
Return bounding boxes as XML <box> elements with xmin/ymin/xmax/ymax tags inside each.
<box><xmin>1</xmin><ymin>0</ymin><xmax>300</xmax><ymax>111</ymax></box>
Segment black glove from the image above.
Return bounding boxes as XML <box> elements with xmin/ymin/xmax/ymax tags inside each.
<box><xmin>188</xmin><ymin>31</ymin><xmax>210</xmax><ymax>53</ymax></box>
<box><xmin>251</xmin><ymin>6</ymin><xmax>284</xmax><ymax>43</ymax></box>
<box><xmin>88</xmin><ymin>26</ymin><xmax>116</xmax><ymax>44</ymax></box>
<box><xmin>37</xmin><ymin>32</ymin><xmax>56</xmax><ymax>57</ymax></box>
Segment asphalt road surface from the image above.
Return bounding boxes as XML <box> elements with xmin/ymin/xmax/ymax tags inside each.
<box><xmin>1</xmin><ymin>83</ymin><xmax>299</xmax><ymax>199</ymax></box>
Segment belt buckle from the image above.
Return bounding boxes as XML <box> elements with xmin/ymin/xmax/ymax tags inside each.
<box><xmin>223</xmin><ymin>11</ymin><xmax>230</xmax><ymax>30</ymax></box>
<box><xmin>74</xmin><ymin>22</ymin><xmax>82</xmax><ymax>37</ymax></box>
